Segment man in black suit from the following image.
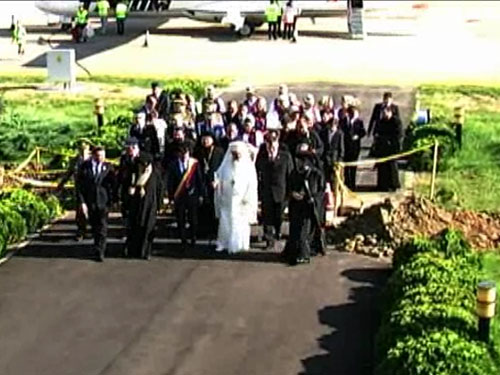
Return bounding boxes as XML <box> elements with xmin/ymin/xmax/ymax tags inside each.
<box><xmin>76</xmin><ymin>146</ymin><xmax>116</xmax><ymax>261</ymax></box>
<box><xmin>340</xmin><ymin>106</ymin><xmax>366</xmax><ymax>190</ymax></box>
<box><xmin>368</xmin><ymin>91</ymin><xmax>400</xmax><ymax>136</ymax></box>
<box><xmin>294</xmin><ymin>114</ymin><xmax>324</xmax><ymax>159</ymax></box>
<box><xmin>256</xmin><ymin>129</ymin><xmax>294</xmax><ymax>250</ymax></box>
<box><xmin>147</xmin><ymin>81</ymin><xmax>170</xmax><ymax>121</ymax></box>
<box><xmin>167</xmin><ymin>143</ymin><xmax>205</xmax><ymax>251</ymax></box>
<box><xmin>320</xmin><ymin>115</ymin><xmax>343</xmax><ymax>184</ymax></box>
<box><xmin>117</xmin><ymin>137</ymin><xmax>140</xmax><ymax>233</ymax></box>
<box><xmin>195</xmin><ymin>132</ymin><xmax>225</xmax><ymax>241</ymax></box>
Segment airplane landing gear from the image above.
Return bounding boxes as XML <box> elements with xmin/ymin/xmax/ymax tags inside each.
<box><xmin>237</xmin><ymin>23</ymin><xmax>254</xmax><ymax>37</ymax></box>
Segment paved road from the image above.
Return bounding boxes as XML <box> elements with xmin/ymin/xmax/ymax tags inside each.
<box><xmin>0</xmin><ymin>214</ymin><xmax>389</xmax><ymax>375</ymax></box>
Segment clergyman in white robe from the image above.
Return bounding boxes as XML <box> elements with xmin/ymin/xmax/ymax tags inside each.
<box><xmin>214</xmin><ymin>142</ymin><xmax>258</xmax><ymax>254</ymax></box>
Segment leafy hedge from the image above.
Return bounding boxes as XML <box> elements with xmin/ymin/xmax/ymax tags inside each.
<box><xmin>404</xmin><ymin>123</ymin><xmax>459</xmax><ymax>171</ymax></box>
<box><xmin>375</xmin><ymin>230</ymin><xmax>498</xmax><ymax>375</ymax></box>
<box><xmin>0</xmin><ymin>189</ymin><xmax>62</xmax><ymax>257</ymax></box>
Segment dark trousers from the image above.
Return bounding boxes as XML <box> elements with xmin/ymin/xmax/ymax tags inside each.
<box><xmin>75</xmin><ymin>204</ymin><xmax>87</xmax><ymax>236</ymax></box>
<box><xmin>174</xmin><ymin>196</ymin><xmax>198</xmax><ymax>246</ymax></box>
<box><xmin>117</xmin><ymin>19</ymin><xmax>125</xmax><ymax>35</ymax></box>
<box><xmin>199</xmin><ymin>196</ymin><xmax>217</xmax><ymax>240</ymax></box>
<box><xmin>77</xmin><ymin>24</ymin><xmax>87</xmax><ymax>42</ymax></box>
<box><xmin>289</xmin><ymin>201</ymin><xmax>313</xmax><ymax>261</ymax></box>
<box><xmin>283</xmin><ymin>23</ymin><xmax>294</xmax><ymax>40</ymax></box>
<box><xmin>127</xmin><ymin>226</ymin><xmax>155</xmax><ymax>259</ymax></box>
<box><xmin>377</xmin><ymin>161</ymin><xmax>400</xmax><ymax>191</ymax></box>
<box><xmin>88</xmin><ymin>207</ymin><xmax>108</xmax><ymax>258</ymax></box>
<box><xmin>268</xmin><ymin>22</ymin><xmax>277</xmax><ymax>40</ymax></box>
<box><xmin>344</xmin><ymin>166</ymin><xmax>357</xmax><ymax>190</ymax></box>
<box><xmin>262</xmin><ymin>198</ymin><xmax>285</xmax><ymax>245</ymax></box>
<box><xmin>277</xmin><ymin>16</ymin><xmax>282</xmax><ymax>37</ymax></box>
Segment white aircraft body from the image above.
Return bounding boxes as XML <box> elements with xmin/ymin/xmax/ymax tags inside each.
<box><xmin>35</xmin><ymin>0</ymin><xmax>388</xmax><ymax>36</ymax></box>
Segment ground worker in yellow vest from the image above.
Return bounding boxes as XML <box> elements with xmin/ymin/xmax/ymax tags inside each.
<box><xmin>75</xmin><ymin>3</ymin><xmax>89</xmax><ymax>43</ymax></box>
<box><xmin>10</xmin><ymin>15</ymin><xmax>17</xmax><ymax>44</ymax></box>
<box><xmin>14</xmin><ymin>20</ymin><xmax>26</xmax><ymax>56</ymax></box>
<box><xmin>97</xmin><ymin>0</ymin><xmax>110</xmax><ymax>35</ymax></box>
<box><xmin>115</xmin><ymin>1</ymin><xmax>128</xmax><ymax>35</ymax></box>
<box><xmin>265</xmin><ymin>0</ymin><xmax>279</xmax><ymax>40</ymax></box>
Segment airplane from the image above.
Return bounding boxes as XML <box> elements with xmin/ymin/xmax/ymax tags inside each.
<box><xmin>35</xmin><ymin>0</ymin><xmax>389</xmax><ymax>37</ymax></box>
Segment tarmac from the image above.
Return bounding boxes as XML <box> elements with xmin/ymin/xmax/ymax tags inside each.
<box><xmin>0</xmin><ymin>2</ymin><xmax>495</xmax><ymax>374</ymax></box>
<box><xmin>1</xmin><ymin>1</ymin><xmax>500</xmax><ymax>85</ymax></box>
<box><xmin>0</xmin><ymin>214</ymin><xmax>390</xmax><ymax>375</ymax></box>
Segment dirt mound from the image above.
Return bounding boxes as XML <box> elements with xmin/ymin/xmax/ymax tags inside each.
<box><xmin>390</xmin><ymin>196</ymin><xmax>500</xmax><ymax>250</ymax></box>
<box><xmin>327</xmin><ymin>195</ymin><xmax>500</xmax><ymax>257</ymax></box>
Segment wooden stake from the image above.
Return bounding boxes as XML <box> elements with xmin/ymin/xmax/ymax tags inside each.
<box><xmin>430</xmin><ymin>141</ymin><xmax>439</xmax><ymax>200</ymax></box>
<box><xmin>35</xmin><ymin>147</ymin><xmax>41</xmax><ymax>171</ymax></box>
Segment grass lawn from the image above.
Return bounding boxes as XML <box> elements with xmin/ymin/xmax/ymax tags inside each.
<box><xmin>0</xmin><ymin>75</ymin><xmax>229</xmax><ymax>163</ymax></box>
<box><xmin>419</xmin><ymin>85</ymin><xmax>500</xmax><ymax>212</ymax></box>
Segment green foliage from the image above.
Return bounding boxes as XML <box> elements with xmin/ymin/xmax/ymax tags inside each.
<box><xmin>376</xmin><ymin>230</ymin><xmax>498</xmax><ymax>375</ymax></box>
<box><xmin>0</xmin><ymin>78</ymin><xmax>222</xmax><ymax>164</ymax></box>
<box><xmin>89</xmin><ymin>114</ymin><xmax>131</xmax><ymax>158</ymax></box>
<box><xmin>0</xmin><ymin>202</ymin><xmax>27</xmax><ymax>256</ymax></box>
<box><xmin>376</xmin><ymin>329</ymin><xmax>496</xmax><ymax>375</ymax></box>
<box><xmin>1</xmin><ymin>189</ymin><xmax>51</xmax><ymax>233</ymax></box>
<box><xmin>0</xmin><ymin>189</ymin><xmax>63</xmax><ymax>257</ymax></box>
<box><xmin>417</xmin><ymin>85</ymin><xmax>500</xmax><ymax>212</ymax></box>
<box><xmin>405</xmin><ymin>123</ymin><xmax>458</xmax><ymax>171</ymax></box>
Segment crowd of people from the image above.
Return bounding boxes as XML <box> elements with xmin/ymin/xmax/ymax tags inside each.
<box><xmin>60</xmin><ymin>82</ymin><xmax>403</xmax><ymax>266</ymax></box>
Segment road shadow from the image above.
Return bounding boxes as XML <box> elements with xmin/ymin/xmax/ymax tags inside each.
<box><xmin>150</xmin><ymin>26</ymin><xmax>240</xmax><ymax>43</ymax></box>
<box><xmin>299</xmin><ymin>267</ymin><xmax>390</xmax><ymax>375</ymax></box>
<box><xmin>23</xmin><ymin>18</ymin><xmax>167</xmax><ymax>68</ymax></box>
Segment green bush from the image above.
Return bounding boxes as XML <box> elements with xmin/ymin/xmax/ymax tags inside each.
<box><xmin>0</xmin><ymin>189</ymin><xmax>63</xmax><ymax>257</ymax></box>
<box><xmin>376</xmin><ymin>329</ymin><xmax>496</xmax><ymax>375</ymax></box>
<box><xmin>405</xmin><ymin>123</ymin><xmax>459</xmax><ymax>171</ymax></box>
<box><xmin>375</xmin><ymin>230</ymin><xmax>497</xmax><ymax>375</ymax></box>
<box><xmin>0</xmin><ymin>202</ymin><xmax>27</xmax><ymax>256</ymax></box>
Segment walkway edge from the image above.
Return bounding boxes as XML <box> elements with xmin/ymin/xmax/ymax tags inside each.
<box><xmin>0</xmin><ymin>219</ymin><xmax>62</xmax><ymax>267</ymax></box>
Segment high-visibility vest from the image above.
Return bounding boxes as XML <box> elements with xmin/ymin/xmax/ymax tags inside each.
<box><xmin>265</xmin><ymin>4</ymin><xmax>279</xmax><ymax>22</ymax></box>
<box><xmin>97</xmin><ymin>0</ymin><xmax>110</xmax><ymax>17</ymax></box>
<box><xmin>76</xmin><ymin>9</ymin><xmax>88</xmax><ymax>25</ymax></box>
<box><xmin>116</xmin><ymin>3</ymin><xmax>128</xmax><ymax>19</ymax></box>
<box><xmin>16</xmin><ymin>26</ymin><xmax>26</xmax><ymax>44</ymax></box>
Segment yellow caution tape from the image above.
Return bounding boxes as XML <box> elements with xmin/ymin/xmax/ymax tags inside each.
<box><xmin>8</xmin><ymin>174</ymin><xmax>74</xmax><ymax>189</ymax></box>
<box><xmin>338</xmin><ymin>143</ymin><xmax>434</xmax><ymax>168</ymax></box>
<box><xmin>13</xmin><ymin>148</ymin><xmax>38</xmax><ymax>174</ymax></box>
<box><xmin>332</xmin><ymin>141</ymin><xmax>437</xmax><ymax>212</ymax></box>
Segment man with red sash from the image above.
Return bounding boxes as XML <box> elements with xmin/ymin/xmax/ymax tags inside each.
<box><xmin>167</xmin><ymin>142</ymin><xmax>205</xmax><ymax>251</ymax></box>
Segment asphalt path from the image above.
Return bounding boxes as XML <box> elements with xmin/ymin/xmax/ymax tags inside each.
<box><xmin>0</xmin><ymin>214</ymin><xmax>390</xmax><ymax>375</ymax></box>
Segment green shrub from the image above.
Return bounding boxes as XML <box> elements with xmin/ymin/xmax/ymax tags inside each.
<box><xmin>1</xmin><ymin>189</ymin><xmax>51</xmax><ymax>233</ymax></box>
<box><xmin>405</xmin><ymin>123</ymin><xmax>458</xmax><ymax>171</ymax></box>
<box><xmin>376</xmin><ymin>303</ymin><xmax>477</xmax><ymax>358</ymax></box>
<box><xmin>376</xmin><ymin>230</ymin><xmax>497</xmax><ymax>374</ymax></box>
<box><xmin>375</xmin><ymin>329</ymin><xmax>496</xmax><ymax>375</ymax></box>
<box><xmin>0</xmin><ymin>189</ymin><xmax>62</xmax><ymax>256</ymax></box>
<box><xmin>0</xmin><ymin>202</ymin><xmax>27</xmax><ymax>256</ymax></box>
<box><xmin>44</xmin><ymin>194</ymin><xmax>63</xmax><ymax>219</ymax></box>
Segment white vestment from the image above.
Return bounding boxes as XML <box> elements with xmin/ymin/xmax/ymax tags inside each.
<box><xmin>214</xmin><ymin>142</ymin><xmax>258</xmax><ymax>253</ymax></box>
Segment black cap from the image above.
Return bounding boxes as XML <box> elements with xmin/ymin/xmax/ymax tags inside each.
<box><xmin>151</xmin><ymin>81</ymin><xmax>160</xmax><ymax>89</ymax></box>
<box><xmin>125</xmin><ymin>136</ymin><xmax>139</xmax><ymax>146</ymax></box>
